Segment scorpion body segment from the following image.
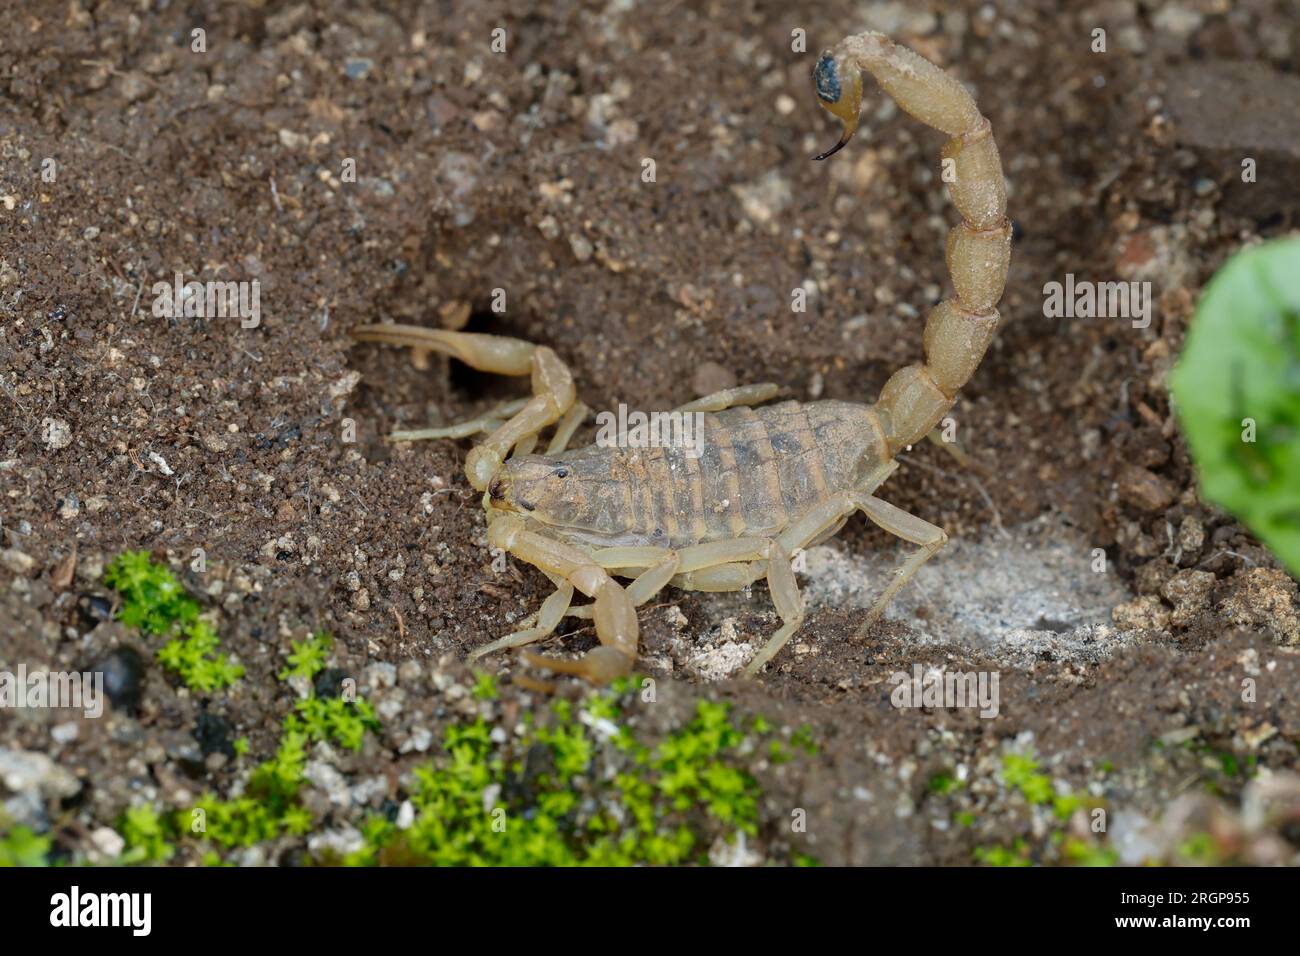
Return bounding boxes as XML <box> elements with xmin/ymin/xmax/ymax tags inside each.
<box><xmin>491</xmin><ymin>400</ymin><xmax>892</xmax><ymax>552</ymax></box>
<box><xmin>350</xmin><ymin>31</ymin><xmax>1011</xmax><ymax>683</ymax></box>
<box><xmin>814</xmin><ymin>33</ymin><xmax>1010</xmax><ymax>454</ymax></box>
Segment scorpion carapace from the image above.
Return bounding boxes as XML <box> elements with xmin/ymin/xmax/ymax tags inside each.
<box><xmin>350</xmin><ymin>31</ymin><xmax>1011</xmax><ymax>684</ymax></box>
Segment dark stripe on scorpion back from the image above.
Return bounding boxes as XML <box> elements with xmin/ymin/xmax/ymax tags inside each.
<box><xmin>729</xmin><ymin>406</ymin><xmax>788</xmax><ymax>538</ymax></box>
<box><xmin>595</xmin><ymin>400</ymin><xmax>889</xmax><ymax>550</ymax></box>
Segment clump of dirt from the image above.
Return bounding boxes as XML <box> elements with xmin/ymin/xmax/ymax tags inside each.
<box><xmin>2</xmin><ymin>0</ymin><xmax>1299</xmax><ymax>865</ymax></box>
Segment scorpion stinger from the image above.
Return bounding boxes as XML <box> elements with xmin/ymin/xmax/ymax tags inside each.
<box><xmin>812</xmin><ymin>49</ymin><xmax>863</xmax><ymax>160</ymax></box>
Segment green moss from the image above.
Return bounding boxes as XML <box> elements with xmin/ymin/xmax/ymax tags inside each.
<box><xmin>103</xmin><ymin>550</ymin><xmax>198</xmax><ymax>636</ymax></box>
<box><xmin>360</xmin><ymin>692</ymin><xmax>787</xmax><ymax>866</ymax></box>
<box><xmin>1177</xmin><ymin>831</ymin><xmax>1222</xmax><ymax>865</ymax></box>
<box><xmin>118</xmin><ymin>805</ymin><xmax>175</xmax><ymax>864</ymax></box>
<box><xmin>790</xmin><ymin>724</ymin><xmax>819</xmax><ymax>756</ymax></box>
<box><xmin>1183</xmin><ymin>740</ymin><xmax>1257</xmax><ymax>791</ymax></box>
<box><xmin>115</xmin><ymin>633</ymin><xmax>379</xmax><ymax>861</ymax></box>
<box><xmin>104</xmin><ymin>551</ymin><xmax>242</xmax><ymax>692</ymax></box>
<box><xmin>974</xmin><ymin>839</ymin><xmax>1032</xmax><ymax>867</ymax></box>
<box><xmin>157</xmin><ymin>619</ymin><xmax>244</xmax><ymax>692</ymax></box>
<box><xmin>107</xmin><ymin>623</ymin><xmax>813</xmax><ymax>866</ymax></box>
<box><xmin>979</xmin><ymin>750</ymin><xmax>1113</xmax><ymax>867</ymax></box>
<box><xmin>471</xmin><ymin>671</ymin><xmax>499</xmax><ymax>701</ymax></box>
<box><xmin>1001</xmin><ymin>753</ymin><xmax>1054</xmax><ymax>805</ymax></box>
<box><xmin>928</xmin><ymin>772</ymin><xmax>962</xmax><ymax>796</ymax></box>
<box><xmin>1063</xmin><ymin>838</ymin><xmax>1119</xmax><ymax>867</ymax></box>
<box><xmin>290</xmin><ymin>695</ymin><xmax>381</xmax><ymax>751</ymax></box>
<box><xmin>1001</xmin><ymin>752</ymin><xmax>1086</xmax><ymax>820</ymax></box>
<box><xmin>767</xmin><ymin>723</ymin><xmax>818</xmax><ymax>766</ymax></box>
<box><xmin>277</xmin><ymin>631</ymin><xmax>332</xmax><ymax>682</ymax></box>
<box><xmin>0</xmin><ymin>820</ymin><xmax>52</xmax><ymax>867</ymax></box>
<box><xmin>187</xmin><ymin>640</ymin><xmax>383</xmax><ymax>852</ymax></box>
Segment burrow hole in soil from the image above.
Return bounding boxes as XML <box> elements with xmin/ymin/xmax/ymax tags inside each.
<box><xmin>446</xmin><ymin>309</ymin><xmax>545</xmax><ymax>405</ymax></box>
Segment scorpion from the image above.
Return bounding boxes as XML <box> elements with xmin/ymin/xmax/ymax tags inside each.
<box><xmin>350</xmin><ymin>31</ymin><xmax>1011</xmax><ymax>683</ymax></box>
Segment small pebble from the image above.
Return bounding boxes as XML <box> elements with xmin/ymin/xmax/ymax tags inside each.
<box><xmin>42</xmin><ymin>417</ymin><xmax>72</xmax><ymax>450</ymax></box>
<box><xmin>90</xmin><ymin>826</ymin><xmax>125</xmax><ymax>860</ymax></box>
<box><xmin>51</xmin><ymin>722</ymin><xmax>79</xmax><ymax>745</ymax></box>
<box><xmin>91</xmin><ymin>647</ymin><xmax>147</xmax><ymax>714</ymax></box>
<box><xmin>397</xmin><ymin>660</ymin><xmax>423</xmax><ymax>685</ymax></box>
<box><xmin>344</xmin><ymin>57</ymin><xmax>373</xmax><ymax>79</ymax></box>
<box><xmin>1</xmin><ymin>549</ymin><xmax>35</xmax><ymax>574</ymax></box>
<box><xmin>1117</xmin><ymin>464</ymin><xmax>1175</xmax><ymax>513</ymax></box>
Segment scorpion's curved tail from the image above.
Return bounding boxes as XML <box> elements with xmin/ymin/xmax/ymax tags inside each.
<box><xmin>814</xmin><ymin>32</ymin><xmax>1010</xmax><ymax>454</ymax></box>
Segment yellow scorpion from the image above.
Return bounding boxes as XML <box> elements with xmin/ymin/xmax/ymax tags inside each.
<box><xmin>352</xmin><ymin>32</ymin><xmax>1011</xmax><ymax>683</ymax></box>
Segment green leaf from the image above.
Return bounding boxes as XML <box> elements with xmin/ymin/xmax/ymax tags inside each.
<box><xmin>1170</xmin><ymin>237</ymin><xmax>1300</xmax><ymax>575</ymax></box>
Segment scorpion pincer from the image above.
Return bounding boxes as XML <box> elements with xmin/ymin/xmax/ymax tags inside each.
<box><xmin>351</xmin><ymin>31</ymin><xmax>1012</xmax><ymax>683</ymax></box>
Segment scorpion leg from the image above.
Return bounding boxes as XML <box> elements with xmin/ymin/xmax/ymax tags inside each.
<box><xmin>745</xmin><ymin>491</ymin><xmax>944</xmax><ymax>673</ymax></box>
<box><xmin>743</xmin><ymin>539</ymin><xmax>806</xmax><ymax>676</ymax></box>
<box><xmin>654</xmin><ymin>538</ymin><xmax>806</xmax><ymax>677</ymax></box>
<box><xmin>467</xmin><ymin>580</ymin><xmax>574</xmax><ymax>660</ymax></box>
<box><xmin>673</xmin><ymin>562</ymin><xmax>762</xmax><ymax>591</ymax></box>
<box><xmin>487</xmin><ymin>515</ymin><xmax>638</xmax><ymax>683</ymax></box>
<box><xmin>545</xmin><ymin>401</ymin><xmax>591</xmax><ymax>454</ymax></box>
<box><xmin>563</xmin><ymin>548</ymin><xmax>683</xmax><ymax>622</ymax></box>
<box><xmin>675</xmin><ymin>383</ymin><xmax>783</xmax><ymax>414</ymax></box>
<box><xmin>852</xmin><ymin>493</ymin><xmax>947</xmax><ymax>636</ymax></box>
<box><xmin>389</xmin><ymin>397</ymin><xmax>528</xmax><ymax>442</ymax></box>
<box><xmin>559</xmin><ymin>547</ymin><xmax>673</xmax><ymax>620</ymax></box>
<box><xmin>923</xmin><ymin>427</ymin><xmax>979</xmax><ymax>471</ymax></box>
<box><xmin>623</xmin><ymin>552</ymin><xmax>682</xmax><ymax>606</ymax></box>
<box><xmin>590</xmin><ymin>500</ymin><xmax>857</xmax><ymax>676</ymax></box>
<box><xmin>751</xmin><ymin>488</ymin><xmax>947</xmax><ymax>645</ymax></box>
<box><xmin>734</xmin><ymin>495</ymin><xmax>861</xmax><ymax>675</ymax></box>
<box><xmin>351</xmin><ymin>324</ymin><xmax>576</xmax><ymax>491</ymax></box>
<box><xmin>765</xmin><ymin>490</ymin><xmax>946</xmax><ymax>652</ymax></box>
<box><xmin>570</xmin><ymin>541</ymin><xmax>769</xmax><ymax>615</ymax></box>
<box><xmin>770</xmin><ymin>490</ymin><xmax>947</xmax><ymax>640</ymax></box>
<box><xmin>581</xmin><ymin>537</ymin><xmax>805</xmax><ymax>678</ymax></box>
<box><xmin>617</xmin><ymin>538</ymin><xmax>772</xmax><ymax>596</ymax></box>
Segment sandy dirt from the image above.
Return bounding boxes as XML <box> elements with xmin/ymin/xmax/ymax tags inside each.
<box><xmin>2</xmin><ymin>0</ymin><xmax>1300</xmax><ymax>866</ymax></box>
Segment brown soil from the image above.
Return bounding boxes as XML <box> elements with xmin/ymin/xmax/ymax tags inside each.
<box><xmin>3</xmin><ymin>0</ymin><xmax>1300</xmax><ymax>866</ymax></box>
